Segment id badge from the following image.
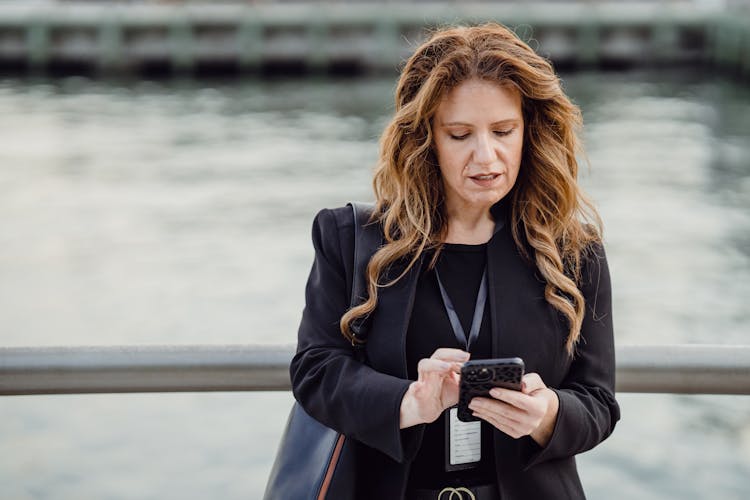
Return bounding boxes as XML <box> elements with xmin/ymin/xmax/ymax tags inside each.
<box><xmin>445</xmin><ymin>406</ymin><xmax>481</xmax><ymax>471</ymax></box>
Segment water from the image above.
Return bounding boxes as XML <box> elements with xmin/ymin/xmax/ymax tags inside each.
<box><xmin>1</xmin><ymin>70</ymin><xmax>749</xmax><ymax>499</ymax></box>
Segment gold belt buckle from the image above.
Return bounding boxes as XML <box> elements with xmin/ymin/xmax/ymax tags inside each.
<box><xmin>437</xmin><ymin>486</ymin><xmax>476</xmax><ymax>500</ymax></box>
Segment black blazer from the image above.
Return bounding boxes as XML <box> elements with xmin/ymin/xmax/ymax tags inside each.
<box><xmin>290</xmin><ymin>203</ymin><xmax>620</xmax><ymax>499</ymax></box>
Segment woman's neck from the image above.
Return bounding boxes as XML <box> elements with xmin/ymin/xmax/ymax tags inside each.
<box><xmin>443</xmin><ymin>206</ymin><xmax>495</xmax><ymax>245</ymax></box>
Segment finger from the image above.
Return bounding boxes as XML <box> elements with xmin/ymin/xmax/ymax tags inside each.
<box><xmin>489</xmin><ymin>387</ymin><xmax>533</xmax><ymax>410</ymax></box>
<box><xmin>417</xmin><ymin>358</ymin><xmax>455</xmax><ymax>375</ymax></box>
<box><xmin>473</xmin><ymin>399</ymin><xmax>529</xmax><ymax>438</ymax></box>
<box><xmin>472</xmin><ymin>407</ymin><xmax>524</xmax><ymax>438</ymax></box>
<box><xmin>430</xmin><ymin>348</ymin><xmax>471</xmax><ymax>362</ymax></box>
<box><xmin>469</xmin><ymin>397</ymin><xmax>524</xmax><ymax>426</ymax></box>
<box><xmin>521</xmin><ymin>373</ymin><xmax>546</xmax><ymax>394</ymax></box>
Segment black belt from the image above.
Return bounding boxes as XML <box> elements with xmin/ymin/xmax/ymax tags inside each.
<box><xmin>407</xmin><ymin>483</ymin><xmax>500</xmax><ymax>500</ymax></box>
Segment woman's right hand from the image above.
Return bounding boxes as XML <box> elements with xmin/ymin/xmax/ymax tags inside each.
<box><xmin>399</xmin><ymin>348</ymin><xmax>470</xmax><ymax>429</ymax></box>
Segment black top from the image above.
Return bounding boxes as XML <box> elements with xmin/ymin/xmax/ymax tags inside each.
<box><xmin>405</xmin><ymin>241</ymin><xmax>497</xmax><ymax>489</ymax></box>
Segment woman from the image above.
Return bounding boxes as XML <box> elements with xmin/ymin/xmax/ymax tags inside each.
<box><xmin>291</xmin><ymin>23</ymin><xmax>619</xmax><ymax>500</ymax></box>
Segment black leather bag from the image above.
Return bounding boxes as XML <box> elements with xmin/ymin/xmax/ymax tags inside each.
<box><xmin>263</xmin><ymin>202</ymin><xmax>380</xmax><ymax>500</ymax></box>
<box><xmin>263</xmin><ymin>403</ymin><xmax>357</xmax><ymax>500</ymax></box>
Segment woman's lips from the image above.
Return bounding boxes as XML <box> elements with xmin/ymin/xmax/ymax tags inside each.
<box><xmin>469</xmin><ymin>173</ymin><xmax>502</xmax><ymax>187</ymax></box>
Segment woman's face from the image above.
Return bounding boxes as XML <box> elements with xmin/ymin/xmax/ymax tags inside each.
<box><xmin>433</xmin><ymin>78</ymin><xmax>524</xmax><ymax>216</ymax></box>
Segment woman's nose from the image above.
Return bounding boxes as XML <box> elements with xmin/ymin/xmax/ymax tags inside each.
<box><xmin>472</xmin><ymin>133</ymin><xmax>496</xmax><ymax>165</ymax></box>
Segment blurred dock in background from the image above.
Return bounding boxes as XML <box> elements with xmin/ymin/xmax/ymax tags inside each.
<box><xmin>0</xmin><ymin>1</ymin><xmax>749</xmax><ymax>78</ymax></box>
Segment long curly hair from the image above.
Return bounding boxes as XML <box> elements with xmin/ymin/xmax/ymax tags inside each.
<box><xmin>340</xmin><ymin>23</ymin><xmax>602</xmax><ymax>356</ymax></box>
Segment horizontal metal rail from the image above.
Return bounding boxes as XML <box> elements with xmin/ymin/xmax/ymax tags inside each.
<box><xmin>1</xmin><ymin>344</ymin><xmax>749</xmax><ymax>396</ymax></box>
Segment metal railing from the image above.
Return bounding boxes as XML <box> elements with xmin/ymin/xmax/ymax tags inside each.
<box><xmin>1</xmin><ymin>344</ymin><xmax>749</xmax><ymax>396</ymax></box>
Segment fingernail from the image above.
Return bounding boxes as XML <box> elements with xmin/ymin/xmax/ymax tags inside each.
<box><xmin>490</xmin><ymin>388</ymin><xmax>501</xmax><ymax>397</ymax></box>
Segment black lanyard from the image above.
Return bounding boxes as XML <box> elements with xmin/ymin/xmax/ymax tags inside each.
<box><xmin>435</xmin><ymin>267</ymin><xmax>488</xmax><ymax>353</ymax></box>
<box><xmin>435</xmin><ymin>218</ymin><xmax>502</xmax><ymax>352</ymax></box>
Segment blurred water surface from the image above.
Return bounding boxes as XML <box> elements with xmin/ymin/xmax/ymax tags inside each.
<box><xmin>1</xmin><ymin>70</ymin><xmax>749</xmax><ymax>499</ymax></box>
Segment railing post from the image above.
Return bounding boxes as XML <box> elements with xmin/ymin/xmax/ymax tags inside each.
<box><xmin>238</xmin><ymin>12</ymin><xmax>263</xmax><ymax>72</ymax></box>
<box><xmin>577</xmin><ymin>21</ymin><xmax>600</xmax><ymax>67</ymax></box>
<box><xmin>169</xmin><ymin>12</ymin><xmax>193</xmax><ymax>74</ymax></box>
<box><xmin>26</xmin><ymin>19</ymin><xmax>49</xmax><ymax>71</ymax></box>
<box><xmin>307</xmin><ymin>11</ymin><xmax>328</xmax><ymax>73</ymax></box>
<box><xmin>99</xmin><ymin>15</ymin><xmax>123</xmax><ymax>73</ymax></box>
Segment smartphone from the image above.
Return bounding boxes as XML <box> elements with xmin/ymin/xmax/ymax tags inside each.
<box><xmin>457</xmin><ymin>357</ymin><xmax>525</xmax><ymax>422</ymax></box>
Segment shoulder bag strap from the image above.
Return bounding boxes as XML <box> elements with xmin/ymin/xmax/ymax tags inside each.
<box><xmin>347</xmin><ymin>201</ymin><xmax>381</xmax><ymax>351</ymax></box>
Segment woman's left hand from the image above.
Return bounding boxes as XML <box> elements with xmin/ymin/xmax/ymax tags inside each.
<box><xmin>468</xmin><ymin>373</ymin><xmax>560</xmax><ymax>447</ymax></box>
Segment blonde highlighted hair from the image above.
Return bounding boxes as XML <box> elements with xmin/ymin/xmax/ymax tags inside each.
<box><xmin>340</xmin><ymin>23</ymin><xmax>602</xmax><ymax>356</ymax></box>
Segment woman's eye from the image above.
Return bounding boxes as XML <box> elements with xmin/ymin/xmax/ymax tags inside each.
<box><xmin>494</xmin><ymin>128</ymin><xmax>514</xmax><ymax>137</ymax></box>
<box><xmin>449</xmin><ymin>133</ymin><xmax>469</xmax><ymax>141</ymax></box>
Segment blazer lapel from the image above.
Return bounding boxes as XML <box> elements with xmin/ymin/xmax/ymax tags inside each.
<box><xmin>365</xmin><ymin>254</ymin><xmax>424</xmax><ymax>379</ymax></box>
<box><xmin>486</xmin><ymin>225</ymin><xmax>562</xmax><ymax>378</ymax></box>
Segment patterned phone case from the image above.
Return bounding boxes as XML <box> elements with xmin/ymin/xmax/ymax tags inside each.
<box><xmin>457</xmin><ymin>357</ymin><xmax>525</xmax><ymax>422</ymax></box>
